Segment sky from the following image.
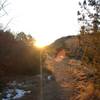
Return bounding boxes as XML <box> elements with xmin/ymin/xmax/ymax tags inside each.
<box><xmin>0</xmin><ymin>0</ymin><xmax>81</xmax><ymax>46</ymax></box>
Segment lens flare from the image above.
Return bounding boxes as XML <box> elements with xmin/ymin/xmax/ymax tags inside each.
<box><xmin>34</xmin><ymin>40</ymin><xmax>47</xmax><ymax>48</ymax></box>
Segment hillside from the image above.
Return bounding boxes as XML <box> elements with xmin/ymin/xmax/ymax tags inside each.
<box><xmin>43</xmin><ymin>33</ymin><xmax>100</xmax><ymax>100</ymax></box>
<box><xmin>46</xmin><ymin>35</ymin><xmax>82</xmax><ymax>59</ymax></box>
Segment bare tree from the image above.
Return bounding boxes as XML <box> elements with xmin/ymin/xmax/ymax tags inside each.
<box><xmin>78</xmin><ymin>0</ymin><xmax>100</xmax><ymax>33</ymax></box>
<box><xmin>0</xmin><ymin>0</ymin><xmax>8</xmax><ymax>17</ymax></box>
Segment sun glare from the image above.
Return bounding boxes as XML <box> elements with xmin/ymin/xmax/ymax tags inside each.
<box><xmin>35</xmin><ymin>40</ymin><xmax>47</xmax><ymax>48</ymax></box>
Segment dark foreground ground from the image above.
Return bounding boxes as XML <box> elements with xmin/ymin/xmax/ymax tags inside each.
<box><xmin>1</xmin><ymin>58</ymin><xmax>100</xmax><ymax>100</ymax></box>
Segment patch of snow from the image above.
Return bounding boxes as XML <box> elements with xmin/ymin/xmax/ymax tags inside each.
<box><xmin>2</xmin><ymin>99</ymin><xmax>8</xmax><ymax>100</ymax></box>
<box><xmin>47</xmin><ymin>75</ymin><xmax>52</xmax><ymax>80</ymax></box>
<box><xmin>2</xmin><ymin>88</ymin><xmax>28</xmax><ymax>100</ymax></box>
<box><xmin>2</xmin><ymin>81</ymin><xmax>32</xmax><ymax>100</ymax></box>
<box><xmin>12</xmin><ymin>89</ymin><xmax>26</xmax><ymax>99</ymax></box>
<box><xmin>26</xmin><ymin>90</ymin><xmax>31</xmax><ymax>94</ymax></box>
<box><xmin>6</xmin><ymin>93</ymin><xmax>12</xmax><ymax>98</ymax></box>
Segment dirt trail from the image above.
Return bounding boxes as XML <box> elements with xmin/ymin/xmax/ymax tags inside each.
<box><xmin>44</xmin><ymin>57</ymin><xmax>99</xmax><ymax>100</ymax></box>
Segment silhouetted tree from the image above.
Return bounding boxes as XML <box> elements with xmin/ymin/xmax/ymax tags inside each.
<box><xmin>0</xmin><ymin>30</ymin><xmax>40</xmax><ymax>76</ymax></box>
<box><xmin>0</xmin><ymin>0</ymin><xmax>8</xmax><ymax>17</ymax></box>
<box><xmin>16</xmin><ymin>32</ymin><xmax>27</xmax><ymax>41</ymax></box>
<box><xmin>77</xmin><ymin>0</ymin><xmax>100</xmax><ymax>33</ymax></box>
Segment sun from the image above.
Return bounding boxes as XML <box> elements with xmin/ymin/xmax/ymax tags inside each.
<box><xmin>34</xmin><ymin>40</ymin><xmax>47</xmax><ymax>48</ymax></box>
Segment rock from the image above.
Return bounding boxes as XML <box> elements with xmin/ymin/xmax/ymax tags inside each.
<box><xmin>47</xmin><ymin>75</ymin><xmax>54</xmax><ymax>80</ymax></box>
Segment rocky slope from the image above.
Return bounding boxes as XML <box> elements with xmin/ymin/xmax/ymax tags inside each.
<box><xmin>43</xmin><ymin>56</ymin><xmax>100</xmax><ymax>100</ymax></box>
